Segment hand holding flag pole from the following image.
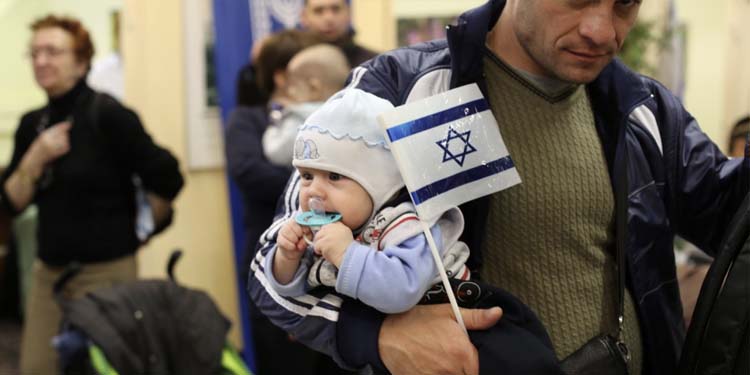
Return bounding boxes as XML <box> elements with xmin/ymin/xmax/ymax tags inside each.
<box><xmin>379</xmin><ymin>83</ymin><xmax>522</xmax><ymax>334</ymax></box>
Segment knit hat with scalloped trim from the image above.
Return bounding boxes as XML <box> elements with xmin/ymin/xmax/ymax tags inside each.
<box><xmin>293</xmin><ymin>88</ymin><xmax>404</xmax><ymax>216</ymax></box>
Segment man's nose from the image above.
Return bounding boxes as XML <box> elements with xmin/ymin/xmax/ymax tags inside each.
<box><xmin>578</xmin><ymin>6</ymin><xmax>617</xmax><ymax>48</ymax></box>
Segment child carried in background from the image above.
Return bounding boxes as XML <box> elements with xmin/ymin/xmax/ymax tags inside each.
<box><xmin>262</xmin><ymin>44</ymin><xmax>350</xmax><ymax>167</ymax></box>
<box><xmin>264</xmin><ymin>88</ymin><xmax>562</xmax><ymax>374</ymax></box>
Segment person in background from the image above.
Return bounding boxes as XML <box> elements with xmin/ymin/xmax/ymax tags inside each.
<box><xmin>226</xmin><ymin>29</ymin><xmax>320</xmax><ymax>291</ymax></box>
<box><xmin>224</xmin><ymin>29</ymin><xmax>353</xmax><ymax>375</ymax></box>
<box><xmin>729</xmin><ymin>115</ymin><xmax>749</xmax><ymax>158</ymax></box>
<box><xmin>0</xmin><ymin>15</ymin><xmax>183</xmax><ymax>374</ymax></box>
<box><xmin>299</xmin><ymin>0</ymin><xmax>377</xmax><ymax>67</ymax></box>
<box><xmin>262</xmin><ymin>44</ymin><xmax>350</xmax><ymax>167</ymax></box>
<box><xmin>249</xmin><ymin>1</ymin><xmax>750</xmax><ymax>374</ymax></box>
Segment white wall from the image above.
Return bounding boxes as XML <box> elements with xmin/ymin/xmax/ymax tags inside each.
<box><xmin>722</xmin><ymin>0</ymin><xmax>750</xmax><ymax>148</ymax></box>
<box><xmin>677</xmin><ymin>0</ymin><xmax>732</xmax><ymax>149</ymax></box>
<box><xmin>351</xmin><ymin>0</ymin><xmax>486</xmax><ymax>53</ymax></box>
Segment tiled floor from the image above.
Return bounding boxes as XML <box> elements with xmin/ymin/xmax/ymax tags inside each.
<box><xmin>0</xmin><ymin>318</ymin><xmax>21</xmax><ymax>375</ymax></box>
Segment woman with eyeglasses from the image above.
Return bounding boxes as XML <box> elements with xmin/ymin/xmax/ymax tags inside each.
<box><xmin>0</xmin><ymin>15</ymin><xmax>184</xmax><ymax>374</ymax></box>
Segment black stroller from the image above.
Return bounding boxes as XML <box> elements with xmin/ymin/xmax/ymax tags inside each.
<box><xmin>53</xmin><ymin>250</ymin><xmax>251</xmax><ymax>375</ymax></box>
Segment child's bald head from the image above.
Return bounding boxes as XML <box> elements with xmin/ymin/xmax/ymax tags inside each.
<box><xmin>286</xmin><ymin>44</ymin><xmax>350</xmax><ymax>103</ymax></box>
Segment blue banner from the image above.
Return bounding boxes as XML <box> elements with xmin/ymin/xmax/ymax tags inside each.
<box><xmin>212</xmin><ymin>0</ymin><xmax>304</xmax><ymax>371</ymax></box>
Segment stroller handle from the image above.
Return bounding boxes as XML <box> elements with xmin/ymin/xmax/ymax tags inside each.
<box><xmin>52</xmin><ymin>249</ymin><xmax>183</xmax><ymax>306</ymax></box>
<box><xmin>167</xmin><ymin>249</ymin><xmax>183</xmax><ymax>282</ymax></box>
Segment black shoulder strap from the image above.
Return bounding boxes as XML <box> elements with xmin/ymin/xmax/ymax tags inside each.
<box><xmin>613</xmin><ymin>117</ymin><xmax>629</xmax><ymax>342</ymax></box>
<box><xmin>84</xmin><ymin>92</ymin><xmax>121</xmax><ymax>154</ymax></box>
<box><xmin>615</xmin><ymin>138</ymin><xmax>627</xmax><ymax>341</ymax></box>
<box><xmin>86</xmin><ymin>91</ymin><xmax>104</xmax><ymax>137</ymax></box>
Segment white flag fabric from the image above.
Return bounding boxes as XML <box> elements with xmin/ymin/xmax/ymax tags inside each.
<box><xmin>378</xmin><ymin>83</ymin><xmax>521</xmax><ymax>222</ymax></box>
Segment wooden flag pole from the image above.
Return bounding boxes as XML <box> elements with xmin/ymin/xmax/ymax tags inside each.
<box><xmin>419</xmin><ymin>220</ymin><xmax>468</xmax><ymax>334</ymax></box>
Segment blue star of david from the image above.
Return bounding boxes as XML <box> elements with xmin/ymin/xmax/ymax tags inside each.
<box><xmin>436</xmin><ymin>127</ymin><xmax>477</xmax><ymax>167</ymax></box>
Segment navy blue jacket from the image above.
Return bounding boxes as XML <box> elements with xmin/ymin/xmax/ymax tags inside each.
<box><xmin>247</xmin><ymin>1</ymin><xmax>749</xmax><ymax>374</ymax></box>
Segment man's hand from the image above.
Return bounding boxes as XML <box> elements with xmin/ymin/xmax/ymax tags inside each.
<box><xmin>379</xmin><ymin>304</ymin><xmax>502</xmax><ymax>375</ymax></box>
<box><xmin>313</xmin><ymin>222</ymin><xmax>353</xmax><ymax>267</ymax></box>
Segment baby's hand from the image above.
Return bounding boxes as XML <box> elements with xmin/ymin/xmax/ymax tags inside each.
<box><xmin>313</xmin><ymin>222</ymin><xmax>353</xmax><ymax>267</ymax></box>
<box><xmin>277</xmin><ymin>219</ymin><xmax>310</xmax><ymax>261</ymax></box>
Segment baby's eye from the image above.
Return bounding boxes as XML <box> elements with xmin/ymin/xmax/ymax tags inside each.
<box><xmin>329</xmin><ymin>172</ymin><xmax>342</xmax><ymax>181</ymax></box>
<box><xmin>301</xmin><ymin>172</ymin><xmax>313</xmax><ymax>180</ymax></box>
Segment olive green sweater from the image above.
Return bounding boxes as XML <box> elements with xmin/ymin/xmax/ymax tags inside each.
<box><xmin>480</xmin><ymin>50</ymin><xmax>642</xmax><ymax>374</ymax></box>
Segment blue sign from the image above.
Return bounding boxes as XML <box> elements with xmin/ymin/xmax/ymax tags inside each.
<box><xmin>212</xmin><ymin>0</ymin><xmax>304</xmax><ymax>371</ymax></box>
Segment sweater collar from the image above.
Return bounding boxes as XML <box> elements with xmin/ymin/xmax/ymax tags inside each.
<box><xmin>47</xmin><ymin>79</ymin><xmax>90</xmax><ymax>118</ymax></box>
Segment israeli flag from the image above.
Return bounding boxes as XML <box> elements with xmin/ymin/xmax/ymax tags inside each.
<box><xmin>379</xmin><ymin>83</ymin><xmax>521</xmax><ymax>222</ymax></box>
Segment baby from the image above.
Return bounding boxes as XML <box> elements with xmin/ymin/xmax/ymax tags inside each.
<box><xmin>264</xmin><ymin>88</ymin><xmax>561</xmax><ymax>374</ymax></box>
<box><xmin>262</xmin><ymin>44</ymin><xmax>350</xmax><ymax>167</ymax></box>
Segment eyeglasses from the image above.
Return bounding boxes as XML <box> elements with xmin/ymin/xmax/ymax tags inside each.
<box><xmin>26</xmin><ymin>46</ymin><xmax>72</xmax><ymax>60</ymax></box>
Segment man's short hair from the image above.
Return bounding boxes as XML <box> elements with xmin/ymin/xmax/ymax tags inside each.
<box><xmin>30</xmin><ymin>15</ymin><xmax>95</xmax><ymax>71</ymax></box>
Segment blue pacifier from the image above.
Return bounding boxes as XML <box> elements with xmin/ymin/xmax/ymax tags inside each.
<box><xmin>295</xmin><ymin>197</ymin><xmax>342</xmax><ymax>245</ymax></box>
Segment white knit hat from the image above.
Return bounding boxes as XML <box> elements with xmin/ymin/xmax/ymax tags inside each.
<box><xmin>293</xmin><ymin>88</ymin><xmax>404</xmax><ymax>217</ymax></box>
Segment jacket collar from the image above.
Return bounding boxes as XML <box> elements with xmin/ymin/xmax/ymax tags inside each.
<box><xmin>446</xmin><ymin>0</ymin><xmax>503</xmax><ymax>89</ymax></box>
<box><xmin>588</xmin><ymin>59</ymin><xmax>653</xmax><ymax>127</ymax></box>
<box><xmin>447</xmin><ymin>0</ymin><xmax>652</xmax><ymax>122</ymax></box>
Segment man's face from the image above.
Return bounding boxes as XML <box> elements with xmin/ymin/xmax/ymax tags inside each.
<box><xmin>29</xmin><ymin>27</ymin><xmax>87</xmax><ymax>97</ymax></box>
<box><xmin>301</xmin><ymin>0</ymin><xmax>350</xmax><ymax>42</ymax></box>
<box><xmin>512</xmin><ymin>0</ymin><xmax>641</xmax><ymax>83</ymax></box>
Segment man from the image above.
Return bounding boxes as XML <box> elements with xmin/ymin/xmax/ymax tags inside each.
<box><xmin>248</xmin><ymin>1</ymin><xmax>749</xmax><ymax>374</ymax></box>
<box><xmin>299</xmin><ymin>0</ymin><xmax>376</xmax><ymax>67</ymax></box>
<box><xmin>0</xmin><ymin>15</ymin><xmax>183</xmax><ymax>374</ymax></box>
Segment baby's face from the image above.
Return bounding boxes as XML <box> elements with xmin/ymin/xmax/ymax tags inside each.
<box><xmin>298</xmin><ymin>167</ymin><xmax>373</xmax><ymax>230</ymax></box>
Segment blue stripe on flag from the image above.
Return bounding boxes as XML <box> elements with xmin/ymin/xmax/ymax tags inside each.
<box><xmin>387</xmin><ymin>99</ymin><xmax>489</xmax><ymax>142</ymax></box>
<box><xmin>410</xmin><ymin>156</ymin><xmax>515</xmax><ymax>205</ymax></box>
